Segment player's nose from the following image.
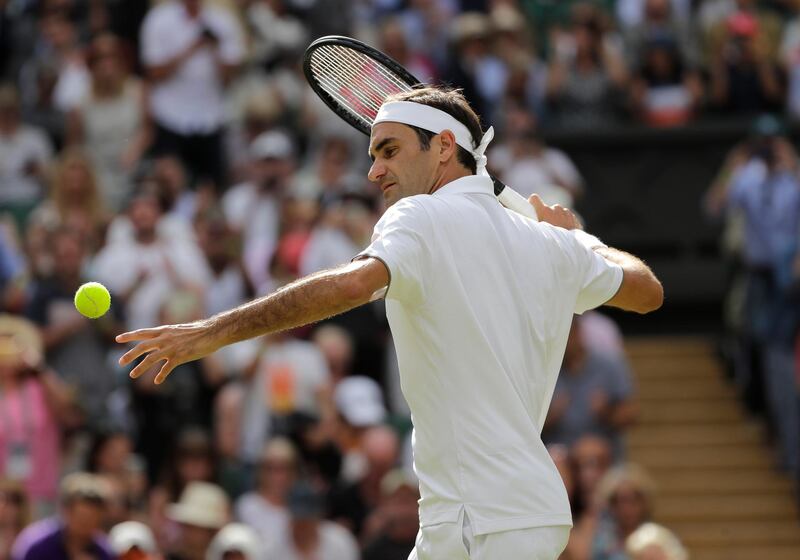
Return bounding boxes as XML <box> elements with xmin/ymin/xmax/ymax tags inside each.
<box><xmin>368</xmin><ymin>160</ymin><xmax>386</xmax><ymax>183</ymax></box>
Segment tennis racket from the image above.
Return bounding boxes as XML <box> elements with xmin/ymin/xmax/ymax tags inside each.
<box><xmin>302</xmin><ymin>35</ymin><xmax>538</xmax><ymax>221</ymax></box>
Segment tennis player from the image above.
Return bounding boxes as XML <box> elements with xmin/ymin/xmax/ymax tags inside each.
<box><xmin>117</xmin><ymin>87</ymin><xmax>662</xmax><ymax>559</ymax></box>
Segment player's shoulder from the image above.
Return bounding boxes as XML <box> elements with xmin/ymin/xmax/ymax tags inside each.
<box><xmin>378</xmin><ymin>195</ymin><xmax>433</xmax><ymax>227</ymax></box>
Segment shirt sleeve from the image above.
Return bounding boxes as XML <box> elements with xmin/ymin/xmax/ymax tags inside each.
<box><xmin>573</xmin><ymin>247</ymin><xmax>624</xmax><ymax>315</ymax></box>
<box><xmin>355</xmin><ymin>198</ymin><xmax>430</xmax><ymax>305</ymax></box>
<box><xmin>208</xmin><ymin>8</ymin><xmax>245</xmax><ymax>64</ymax></box>
<box><xmin>140</xmin><ymin>10</ymin><xmax>174</xmax><ymax>66</ymax></box>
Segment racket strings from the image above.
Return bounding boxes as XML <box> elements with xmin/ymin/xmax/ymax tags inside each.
<box><xmin>309</xmin><ymin>45</ymin><xmax>413</xmax><ymax>124</ymax></box>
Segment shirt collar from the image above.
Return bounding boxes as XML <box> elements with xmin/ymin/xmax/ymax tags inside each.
<box><xmin>433</xmin><ymin>175</ymin><xmax>494</xmax><ymax>198</ymax></box>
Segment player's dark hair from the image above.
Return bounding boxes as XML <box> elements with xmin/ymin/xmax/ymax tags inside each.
<box><xmin>386</xmin><ymin>87</ymin><xmax>482</xmax><ymax>174</ymax></box>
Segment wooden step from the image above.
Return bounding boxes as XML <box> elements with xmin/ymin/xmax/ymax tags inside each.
<box><xmin>628</xmin><ymin>422</ymin><xmax>764</xmax><ymax>446</ymax></box>
<box><xmin>630</xmin><ymin>444</ymin><xmax>773</xmax><ymax>469</ymax></box>
<box><xmin>689</xmin><ymin>545</ymin><xmax>800</xmax><ymax>560</ymax></box>
<box><xmin>626</xmin><ymin>337</ymin><xmax>714</xmax><ymax>357</ymax></box>
<box><xmin>637</xmin><ymin>378</ymin><xmax>737</xmax><ymax>400</ymax></box>
<box><xmin>657</xmin><ymin>494</ymin><xmax>798</xmax><ymax>521</ymax></box>
<box><xmin>671</xmin><ymin>520</ymin><xmax>800</xmax><ymax>546</ymax></box>
<box><xmin>639</xmin><ymin>399</ymin><xmax>744</xmax><ymax>424</ymax></box>
<box><xmin>644</xmin><ymin>468</ymin><xmax>793</xmax><ymax>494</ymax></box>
<box><xmin>631</xmin><ymin>359</ymin><xmax>720</xmax><ymax>380</ymax></box>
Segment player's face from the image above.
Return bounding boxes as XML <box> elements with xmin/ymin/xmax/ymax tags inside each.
<box><xmin>368</xmin><ymin>122</ymin><xmax>439</xmax><ymax>206</ymax></box>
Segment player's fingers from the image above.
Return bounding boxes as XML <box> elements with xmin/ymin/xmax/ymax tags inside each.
<box><xmin>154</xmin><ymin>361</ymin><xmax>176</xmax><ymax>385</ymax></box>
<box><xmin>119</xmin><ymin>341</ymin><xmax>159</xmax><ymax>367</ymax></box>
<box><xmin>129</xmin><ymin>351</ymin><xmax>166</xmax><ymax>379</ymax></box>
<box><xmin>528</xmin><ymin>194</ymin><xmax>547</xmax><ymax>216</ymax></box>
<box><xmin>116</xmin><ymin>328</ymin><xmax>163</xmax><ymax>343</ymax></box>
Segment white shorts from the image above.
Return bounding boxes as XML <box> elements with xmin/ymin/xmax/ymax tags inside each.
<box><xmin>408</xmin><ymin>509</ymin><xmax>570</xmax><ymax>560</ymax></box>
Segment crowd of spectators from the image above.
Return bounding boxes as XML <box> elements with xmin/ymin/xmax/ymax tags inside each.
<box><xmin>8</xmin><ymin>0</ymin><xmax>800</xmax><ymax>559</ymax></box>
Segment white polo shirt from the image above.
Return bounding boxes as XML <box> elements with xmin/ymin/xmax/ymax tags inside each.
<box><xmin>357</xmin><ymin>175</ymin><xmax>622</xmax><ymax>535</ymax></box>
<box><xmin>140</xmin><ymin>1</ymin><xmax>244</xmax><ymax>134</ymax></box>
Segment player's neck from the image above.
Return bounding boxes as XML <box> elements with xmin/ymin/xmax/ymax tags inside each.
<box><xmin>428</xmin><ymin>165</ymin><xmax>473</xmax><ymax>194</ymax></box>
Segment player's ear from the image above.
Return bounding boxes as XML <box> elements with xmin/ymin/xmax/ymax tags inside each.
<box><xmin>438</xmin><ymin>129</ymin><xmax>458</xmax><ymax>163</ymax></box>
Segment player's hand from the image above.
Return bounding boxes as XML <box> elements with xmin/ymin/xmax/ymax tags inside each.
<box><xmin>116</xmin><ymin>321</ymin><xmax>222</xmax><ymax>384</ymax></box>
<box><xmin>528</xmin><ymin>194</ymin><xmax>583</xmax><ymax>230</ymax></box>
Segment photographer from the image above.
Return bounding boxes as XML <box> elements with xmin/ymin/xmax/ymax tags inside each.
<box><xmin>140</xmin><ymin>0</ymin><xmax>244</xmax><ymax>191</ymax></box>
<box><xmin>705</xmin><ymin>114</ymin><xmax>800</xmax><ymax>474</ymax></box>
<box><xmin>0</xmin><ymin>315</ymin><xmax>79</xmax><ymax>519</ymax></box>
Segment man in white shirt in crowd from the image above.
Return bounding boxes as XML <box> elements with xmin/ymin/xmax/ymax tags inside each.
<box><xmin>140</xmin><ymin>0</ymin><xmax>244</xmax><ymax>190</ymax></box>
<box><xmin>118</xmin><ymin>86</ymin><xmax>663</xmax><ymax>559</ymax></box>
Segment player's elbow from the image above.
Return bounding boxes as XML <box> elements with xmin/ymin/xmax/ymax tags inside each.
<box><xmin>635</xmin><ymin>278</ymin><xmax>664</xmax><ymax>314</ymax></box>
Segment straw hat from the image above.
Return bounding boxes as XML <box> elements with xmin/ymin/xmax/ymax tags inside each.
<box><xmin>167</xmin><ymin>482</ymin><xmax>229</xmax><ymax>529</ymax></box>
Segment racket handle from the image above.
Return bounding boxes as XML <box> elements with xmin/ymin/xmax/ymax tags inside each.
<box><xmin>493</xmin><ymin>179</ymin><xmax>539</xmax><ymax>221</ymax></box>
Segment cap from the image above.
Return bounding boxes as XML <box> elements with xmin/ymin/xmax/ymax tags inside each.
<box><xmin>727</xmin><ymin>11</ymin><xmax>758</xmax><ymax>37</ymax></box>
<box><xmin>166</xmin><ymin>482</ymin><xmax>229</xmax><ymax>529</ymax></box>
<box><xmin>249</xmin><ymin>130</ymin><xmax>295</xmax><ymax>161</ymax></box>
<box><xmin>287</xmin><ymin>481</ymin><xmax>324</xmax><ymax>518</ymax></box>
<box><xmin>334</xmin><ymin>376</ymin><xmax>387</xmax><ymax>428</ymax></box>
<box><xmin>109</xmin><ymin>521</ymin><xmax>157</xmax><ymax>554</ymax></box>
<box><xmin>206</xmin><ymin>523</ymin><xmax>262</xmax><ymax>560</ymax></box>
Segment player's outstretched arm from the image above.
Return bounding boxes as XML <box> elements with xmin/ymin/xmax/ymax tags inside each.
<box><xmin>116</xmin><ymin>258</ymin><xmax>389</xmax><ymax>384</ymax></box>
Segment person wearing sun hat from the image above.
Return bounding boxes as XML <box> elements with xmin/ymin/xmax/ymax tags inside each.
<box><xmin>165</xmin><ymin>481</ymin><xmax>230</xmax><ymax>560</ymax></box>
<box><xmin>205</xmin><ymin>523</ymin><xmax>263</xmax><ymax>560</ymax></box>
<box><xmin>109</xmin><ymin>520</ymin><xmax>159</xmax><ymax>560</ymax></box>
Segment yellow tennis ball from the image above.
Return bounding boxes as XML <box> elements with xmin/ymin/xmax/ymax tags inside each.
<box><xmin>74</xmin><ymin>282</ymin><xmax>111</xmax><ymax>319</ymax></box>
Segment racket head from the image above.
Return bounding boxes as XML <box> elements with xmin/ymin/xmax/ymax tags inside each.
<box><xmin>302</xmin><ymin>35</ymin><xmax>423</xmax><ymax>136</ymax></box>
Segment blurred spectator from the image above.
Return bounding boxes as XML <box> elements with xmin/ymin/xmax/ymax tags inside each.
<box><xmin>0</xmin><ymin>84</ymin><xmax>54</xmax><ymax>230</ymax></box>
<box><xmin>234</xmin><ymin>438</ymin><xmax>298</xmax><ymax>548</ymax></box>
<box><xmin>490</xmin><ymin>120</ymin><xmax>584</xmax><ymax>206</ymax></box>
<box><xmin>327</xmin><ymin>425</ymin><xmax>398</xmax><ymax>538</ymax></box>
<box><xmin>11</xmin><ymin>472</ymin><xmax>114</xmax><ymax>560</ymax></box>
<box><xmin>66</xmin><ymin>33</ymin><xmax>150</xmax><ymax>212</ymax></box>
<box><xmin>86</xmin><ymin>431</ymin><xmax>134</xmax><ymax>486</ymax></box>
<box><xmin>27</xmin><ymin>149</ymin><xmax>109</xmax><ymax>260</ymax></box>
<box><xmin>0</xmin><ymin>222</ymin><xmax>28</xmax><ymax>314</ymax></box>
<box><xmin>703</xmin><ymin>0</ymin><xmax>783</xmax><ymax>67</ymax></box>
<box><xmin>572</xmin><ymin>435</ymin><xmax>614</xmax><ymax>515</ymax></box>
<box><xmin>222</xmin><ymin>130</ymin><xmax>295</xmax><ymax>293</ymax></box>
<box><xmin>265</xmin><ymin>480</ymin><xmax>358</xmax><ymax>560</ymax></box>
<box><xmin>300</xmin><ymin>195</ymin><xmax>375</xmax><ymax>277</ymax></box>
<box><xmin>0</xmin><ymin>480</ymin><xmax>30</xmax><ymax>560</ymax></box>
<box><xmin>708</xmin><ymin>9</ymin><xmax>783</xmax><ymax>114</ymax></box>
<box><xmin>149</xmin><ymin>429</ymin><xmax>218</xmax><ymax>548</ymax></box>
<box><xmin>443</xmin><ymin>12</ymin><xmax>506</xmax><ymax>123</ymax></box>
<box><xmin>195</xmin><ymin>213</ymin><xmax>252</xmax><ymax>318</ymax></box>
<box><xmin>547</xmin><ymin>444</ymin><xmax>579</xmax><ymax>517</ymax></box>
<box><xmin>164</xmin><ymin>481</ymin><xmax>229</xmax><ymax>560</ymax></box>
<box><xmin>590</xmin><ymin>464</ymin><xmax>657</xmax><ymax>560</ymax></box>
<box><xmin>361</xmin><ymin>469</ymin><xmax>419</xmax><ymax>560</ymax></box>
<box><xmin>397</xmin><ymin>0</ymin><xmax>453</xmax><ymax>70</ymax></box>
<box><xmin>489</xmin><ymin>5</ymin><xmax>550</xmax><ymax>123</ymax></box>
<box><xmin>378</xmin><ymin>17</ymin><xmax>437</xmax><ymax>85</ymax></box>
<box><xmin>108</xmin><ymin>520</ymin><xmax>159</xmax><ymax>560</ymax></box>
<box><xmin>92</xmin><ymin>189</ymin><xmax>209</xmax><ymax>332</ymax></box>
<box><xmin>580</xmin><ymin>311</ymin><xmax>627</xmax><ymax>360</ymax></box>
<box><xmin>625</xmin><ymin>522</ymin><xmax>688</xmax><ymax>560</ymax></box>
<box><xmin>333</xmin><ymin>378</ymin><xmax>389</xmax><ymax>483</ymax></box>
<box><xmin>293</xmin><ymin>136</ymin><xmax>363</xmax><ymax>203</ymax></box>
<box><xmin>149</xmin><ymin>156</ymin><xmax>206</xmax><ymax>226</ymax></box>
<box><xmin>239</xmin><ymin>329</ymin><xmax>332</xmax><ymax>462</ymax></box>
<box><xmin>621</xmin><ymin>0</ymin><xmax>698</xmax><ymax>70</ymax></box>
<box><xmin>206</xmin><ymin>523</ymin><xmax>263</xmax><ymax>560</ymax></box>
<box><xmin>780</xmin><ymin>3</ymin><xmax>800</xmax><ymax>121</ymax></box>
<box><xmin>629</xmin><ymin>35</ymin><xmax>704</xmax><ymax>127</ymax></box>
<box><xmin>140</xmin><ymin>0</ymin><xmax>245</xmax><ymax>190</ymax></box>
<box><xmin>0</xmin><ymin>315</ymin><xmax>78</xmax><ymax>518</ymax></box>
<box><xmin>704</xmin><ymin>115</ymin><xmax>800</xmax><ymax>472</ymax></box>
<box><xmin>18</xmin><ymin>10</ymin><xmax>89</xmax><ymax>114</ymax></box>
<box><xmin>545</xmin><ymin>6</ymin><xmax>629</xmax><ymax>130</ymax></box>
<box><xmin>616</xmin><ymin>0</ymin><xmax>692</xmax><ymax>31</ymax></box>
<box><xmin>243</xmin><ymin>0</ymin><xmax>307</xmax><ymax>71</ymax></box>
<box><xmin>311</xmin><ymin>325</ymin><xmax>355</xmax><ymax>386</ymax></box>
<box><xmin>544</xmin><ymin>316</ymin><xmax>637</xmax><ymax>458</ymax></box>
<box><xmin>26</xmin><ymin>227</ymin><xmax>121</xmax><ymax>428</ymax></box>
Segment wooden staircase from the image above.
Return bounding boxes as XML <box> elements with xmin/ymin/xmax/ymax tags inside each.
<box><xmin>626</xmin><ymin>337</ymin><xmax>800</xmax><ymax>560</ymax></box>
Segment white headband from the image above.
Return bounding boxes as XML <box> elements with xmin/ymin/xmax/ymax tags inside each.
<box><xmin>373</xmin><ymin>101</ymin><xmax>494</xmax><ymax>177</ymax></box>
